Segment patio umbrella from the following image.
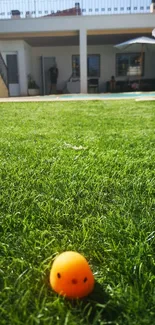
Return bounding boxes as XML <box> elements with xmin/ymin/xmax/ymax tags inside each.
<box><xmin>114</xmin><ymin>36</ymin><xmax>155</xmax><ymax>87</ymax></box>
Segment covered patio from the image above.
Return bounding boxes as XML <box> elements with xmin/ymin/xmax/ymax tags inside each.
<box><xmin>21</xmin><ymin>28</ymin><xmax>155</xmax><ymax>95</ymax></box>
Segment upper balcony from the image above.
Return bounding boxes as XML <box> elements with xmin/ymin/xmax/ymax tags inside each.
<box><xmin>0</xmin><ymin>0</ymin><xmax>155</xmax><ymax>20</ymax></box>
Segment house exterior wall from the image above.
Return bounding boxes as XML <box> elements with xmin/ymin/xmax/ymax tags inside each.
<box><xmin>32</xmin><ymin>45</ymin><xmax>80</xmax><ymax>91</ymax></box>
<box><xmin>32</xmin><ymin>44</ymin><xmax>155</xmax><ymax>93</ymax></box>
<box><xmin>0</xmin><ymin>13</ymin><xmax>155</xmax><ymax>95</ymax></box>
<box><xmin>0</xmin><ymin>40</ymin><xmax>154</xmax><ymax>95</ymax></box>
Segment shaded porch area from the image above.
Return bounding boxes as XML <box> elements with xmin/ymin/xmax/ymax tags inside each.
<box><xmin>26</xmin><ymin>28</ymin><xmax>155</xmax><ymax>94</ymax></box>
<box><xmin>1</xmin><ymin>26</ymin><xmax>154</xmax><ymax>96</ymax></box>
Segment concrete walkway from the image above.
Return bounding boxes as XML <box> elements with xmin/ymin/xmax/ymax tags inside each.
<box><xmin>0</xmin><ymin>92</ymin><xmax>155</xmax><ymax>102</ymax></box>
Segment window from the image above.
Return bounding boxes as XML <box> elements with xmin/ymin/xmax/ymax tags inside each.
<box><xmin>116</xmin><ymin>53</ymin><xmax>144</xmax><ymax>77</ymax></box>
<box><xmin>87</xmin><ymin>55</ymin><xmax>100</xmax><ymax>77</ymax></box>
<box><xmin>72</xmin><ymin>55</ymin><xmax>100</xmax><ymax>78</ymax></box>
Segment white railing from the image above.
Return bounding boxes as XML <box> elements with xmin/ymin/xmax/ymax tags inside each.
<box><xmin>0</xmin><ymin>0</ymin><xmax>152</xmax><ymax>19</ymax></box>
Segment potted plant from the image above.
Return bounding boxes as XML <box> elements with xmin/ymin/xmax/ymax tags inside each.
<box><xmin>28</xmin><ymin>74</ymin><xmax>40</xmax><ymax>96</ymax></box>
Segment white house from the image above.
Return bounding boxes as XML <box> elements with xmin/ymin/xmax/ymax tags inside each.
<box><xmin>0</xmin><ymin>0</ymin><xmax>155</xmax><ymax>97</ymax></box>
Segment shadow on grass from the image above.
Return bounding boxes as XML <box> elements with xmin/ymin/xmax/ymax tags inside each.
<box><xmin>45</xmin><ymin>273</ymin><xmax>124</xmax><ymax>324</ymax></box>
<box><xmin>76</xmin><ymin>282</ymin><xmax>123</xmax><ymax>324</ymax></box>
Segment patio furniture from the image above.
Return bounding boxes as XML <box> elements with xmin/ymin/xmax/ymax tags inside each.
<box><xmin>67</xmin><ymin>79</ymin><xmax>80</xmax><ymax>93</ymax></box>
<box><xmin>88</xmin><ymin>78</ymin><xmax>99</xmax><ymax>93</ymax></box>
<box><xmin>106</xmin><ymin>78</ymin><xmax>155</xmax><ymax>93</ymax></box>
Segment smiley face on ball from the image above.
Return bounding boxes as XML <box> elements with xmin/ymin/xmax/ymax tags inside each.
<box><xmin>50</xmin><ymin>251</ymin><xmax>94</xmax><ymax>299</ymax></box>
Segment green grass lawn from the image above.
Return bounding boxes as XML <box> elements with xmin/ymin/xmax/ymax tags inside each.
<box><xmin>0</xmin><ymin>100</ymin><xmax>155</xmax><ymax>325</ymax></box>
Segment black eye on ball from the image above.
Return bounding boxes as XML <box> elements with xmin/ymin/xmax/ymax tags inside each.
<box><xmin>57</xmin><ymin>273</ymin><xmax>61</xmax><ymax>279</ymax></box>
<box><xmin>83</xmin><ymin>277</ymin><xmax>88</xmax><ymax>283</ymax></box>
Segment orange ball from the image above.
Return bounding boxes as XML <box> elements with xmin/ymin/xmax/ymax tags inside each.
<box><xmin>50</xmin><ymin>251</ymin><xmax>94</xmax><ymax>299</ymax></box>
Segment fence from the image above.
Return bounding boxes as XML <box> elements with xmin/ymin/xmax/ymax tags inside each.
<box><xmin>0</xmin><ymin>0</ymin><xmax>152</xmax><ymax>19</ymax></box>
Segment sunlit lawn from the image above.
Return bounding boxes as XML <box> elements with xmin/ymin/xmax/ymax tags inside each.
<box><xmin>0</xmin><ymin>100</ymin><xmax>155</xmax><ymax>325</ymax></box>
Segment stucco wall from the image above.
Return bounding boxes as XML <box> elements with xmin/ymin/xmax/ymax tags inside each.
<box><xmin>32</xmin><ymin>44</ymin><xmax>155</xmax><ymax>92</ymax></box>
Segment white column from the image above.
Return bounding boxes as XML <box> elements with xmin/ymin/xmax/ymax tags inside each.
<box><xmin>18</xmin><ymin>45</ymin><xmax>29</xmax><ymax>96</ymax></box>
<box><xmin>79</xmin><ymin>28</ymin><xmax>87</xmax><ymax>93</ymax></box>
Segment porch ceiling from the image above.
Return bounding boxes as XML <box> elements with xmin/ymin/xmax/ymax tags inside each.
<box><xmin>1</xmin><ymin>29</ymin><xmax>151</xmax><ymax>47</ymax></box>
<box><xmin>25</xmin><ymin>35</ymin><xmax>79</xmax><ymax>46</ymax></box>
<box><xmin>87</xmin><ymin>32</ymin><xmax>152</xmax><ymax>45</ymax></box>
<box><xmin>24</xmin><ymin>32</ymin><xmax>151</xmax><ymax>47</ymax></box>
